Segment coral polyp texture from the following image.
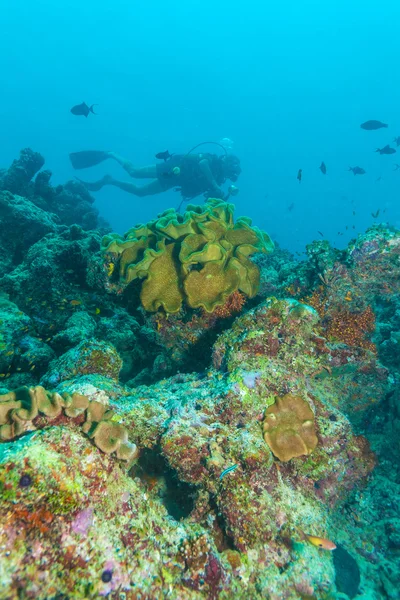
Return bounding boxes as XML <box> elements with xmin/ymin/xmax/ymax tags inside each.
<box><xmin>0</xmin><ymin>385</ymin><xmax>138</xmax><ymax>462</ymax></box>
<box><xmin>101</xmin><ymin>198</ymin><xmax>274</xmax><ymax>313</ymax></box>
<box><xmin>263</xmin><ymin>394</ymin><xmax>318</xmax><ymax>461</ymax></box>
<box><xmin>0</xmin><ymin>151</ymin><xmax>400</xmax><ymax>599</ymax></box>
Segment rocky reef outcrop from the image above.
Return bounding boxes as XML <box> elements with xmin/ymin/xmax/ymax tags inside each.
<box><xmin>0</xmin><ymin>149</ymin><xmax>399</xmax><ymax>599</ymax></box>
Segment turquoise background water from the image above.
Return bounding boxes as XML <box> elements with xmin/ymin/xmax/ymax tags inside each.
<box><xmin>2</xmin><ymin>0</ymin><xmax>399</xmax><ymax>252</ymax></box>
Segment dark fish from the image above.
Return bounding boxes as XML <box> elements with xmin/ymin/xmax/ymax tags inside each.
<box><xmin>297</xmin><ymin>169</ymin><xmax>302</xmax><ymax>183</ymax></box>
<box><xmin>155</xmin><ymin>150</ymin><xmax>173</xmax><ymax>161</ymax></box>
<box><xmin>317</xmin><ymin>231</ymin><xmax>324</xmax><ymax>237</ymax></box>
<box><xmin>319</xmin><ymin>162</ymin><xmax>327</xmax><ymax>175</ymax></box>
<box><xmin>375</xmin><ymin>145</ymin><xmax>396</xmax><ymax>155</ymax></box>
<box><xmin>393</xmin><ymin>164</ymin><xmax>400</xmax><ymax>171</ymax></box>
<box><xmin>349</xmin><ymin>166</ymin><xmax>366</xmax><ymax>175</ymax></box>
<box><xmin>393</xmin><ymin>136</ymin><xmax>400</xmax><ymax>147</ymax></box>
<box><xmin>360</xmin><ymin>120</ymin><xmax>388</xmax><ymax>130</ymax></box>
<box><xmin>288</xmin><ymin>202</ymin><xmax>295</xmax><ymax>212</ymax></box>
<box><xmin>371</xmin><ymin>209</ymin><xmax>380</xmax><ymax>218</ymax></box>
<box><xmin>70</xmin><ymin>102</ymin><xmax>98</xmax><ymax>117</ymax></box>
<box><xmin>352</xmin><ymin>210</ymin><xmax>356</xmax><ymax>216</ymax></box>
<box><xmin>375</xmin><ymin>176</ymin><xmax>382</xmax><ymax>182</ymax></box>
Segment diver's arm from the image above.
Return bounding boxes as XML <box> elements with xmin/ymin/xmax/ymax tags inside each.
<box><xmin>198</xmin><ymin>158</ymin><xmax>222</xmax><ymax>193</ymax></box>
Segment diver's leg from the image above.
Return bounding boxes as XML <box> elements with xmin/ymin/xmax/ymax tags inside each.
<box><xmin>76</xmin><ymin>175</ymin><xmax>171</xmax><ymax>197</ymax></box>
<box><xmin>109</xmin><ymin>178</ymin><xmax>168</xmax><ymax>197</ymax></box>
<box><xmin>107</xmin><ymin>152</ymin><xmax>157</xmax><ymax>178</ymax></box>
<box><xmin>74</xmin><ymin>175</ymin><xmax>114</xmax><ymax>191</ymax></box>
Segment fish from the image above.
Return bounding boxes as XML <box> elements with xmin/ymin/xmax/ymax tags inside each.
<box><xmin>288</xmin><ymin>202</ymin><xmax>295</xmax><ymax>212</ymax></box>
<box><xmin>393</xmin><ymin>164</ymin><xmax>400</xmax><ymax>171</ymax></box>
<box><xmin>348</xmin><ymin>166</ymin><xmax>366</xmax><ymax>175</ymax></box>
<box><xmin>371</xmin><ymin>209</ymin><xmax>380</xmax><ymax>218</ymax></box>
<box><xmin>393</xmin><ymin>136</ymin><xmax>400</xmax><ymax>147</ymax></box>
<box><xmin>375</xmin><ymin>145</ymin><xmax>396</xmax><ymax>155</ymax></box>
<box><xmin>319</xmin><ymin>162</ymin><xmax>326</xmax><ymax>175</ymax></box>
<box><xmin>360</xmin><ymin>120</ymin><xmax>388</xmax><ymax>130</ymax></box>
<box><xmin>70</xmin><ymin>102</ymin><xmax>98</xmax><ymax>118</ymax></box>
<box><xmin>70</xmin><ymin>300</ymin><xmax>82</xmax><ymax>306</ymax></box>
<box><xmin>155</xmin><ymin>150</ymin><xmax>173</xmax><ymax>161</ymax></box>
<box><xmin>219</xmin><ymin>464</ymin><xmax>238</xmax><ymax>480</ymax></box>
<box><xmin>304</xmin><ymin>533</ymin><xmax>337</xmax><ymax>551</ymax></box>
<box><xmin>375</xmin><ymin>176</ymin><xmax>383</xmax><ymax>182</ymax></box>
<box><xmin>297</xmin><ymin>169</ymin><xmax>302</xmax><ymax>183</ymax></box>
<box><xmin>317</xmin><ymin>231</ymin><xmax>324</xmax><ymax>237</ymax></box>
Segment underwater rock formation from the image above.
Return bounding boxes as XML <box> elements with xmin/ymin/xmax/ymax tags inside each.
<box><xmin>0</xmin><ymin>296</ymin><xmax>387</xmax><ymax>598</ymax></box>
<box><xmin>0</xmin><ymin>148</ymin><xmax>105</xmax><ymax>231</ymax></box>
<box><xmin>0</xmin><ymin>148</ymin><xmax>45</xmax><ymax>196</ymax></box>
<box><xmin>0</xmin><ymin>151</ymin><xmax>400</xmax><ymax>598</ymax></box>
<box><xmin>0</xmin><ymin>191</ymin><xmax>59</xmax><ymax>276</ymax></box>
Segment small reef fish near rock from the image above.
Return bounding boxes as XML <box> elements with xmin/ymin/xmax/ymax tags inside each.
<box><xmin>219</xmin><ymin>464</ymin><xmax>238</xmax><ymax>480</ymax></box>
<box><xmin>70</xmin><ymin>102</ymin><xmax>98</xmax><ymax>117</ymax></box>
<box><xmin>349</xmin><ymin>166</ymin><xmax>366</xmax><ymax>175</ymax></box>
<box><xmin>360</xmin><ymin>119</ymin><xmax>388</xmax><ymax>130</ymax></box>
<box><xmin>375</xmin><ymin>145</ymin><xmax>396</xmax><ymax>155</ymax></box>
<box><xmin>304</xmin><ymin>533</ymin><xmax>337</xmax><ymax>551</ymax></box>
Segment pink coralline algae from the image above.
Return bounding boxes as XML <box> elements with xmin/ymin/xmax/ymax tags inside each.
<box><xmin>71</xmin><ymin>507</ymin><xmax>94</xmax><ymax>536</ymax></box>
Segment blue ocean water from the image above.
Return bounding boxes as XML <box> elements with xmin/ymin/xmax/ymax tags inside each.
<box><xmin>1</xmin><ymin>0</ymin><xmax>400</xmax><ymax>252</ymax></box>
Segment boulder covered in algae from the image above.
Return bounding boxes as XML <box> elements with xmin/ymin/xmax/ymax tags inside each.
<box><xmin>0</xmin><ymin>296</ymin><xmax>389</xmax><ymax>599</ymax></box>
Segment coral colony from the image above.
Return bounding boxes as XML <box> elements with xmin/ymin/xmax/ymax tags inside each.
<box><xmin>0</xmin><ymin>148</ymin><xmax>399</xmax><ymax>599</ymax></box>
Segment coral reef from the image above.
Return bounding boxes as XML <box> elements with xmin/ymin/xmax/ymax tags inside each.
<box><xmin>0</xmin><ymin>150</ymin><xmax>399</xmax><ymax>599</ymax></box>
<box><xmin>0</xmin><ymin>148</ymin><xmax>104</xmax><ymax>231</ymax></box>
<box><xmin>263</xmin><ymin>394</ymin><xmax>318</xmax><ymax>461</ymax></box>
<box><xmin>0</xmin><ymin>385</ymin><xmax>137</xmax><ymax>461</ymax></box>
<box><xmin>101</xmin><ymin>198</ymin><xmax>274</xmax><ymax>313</ymax></box>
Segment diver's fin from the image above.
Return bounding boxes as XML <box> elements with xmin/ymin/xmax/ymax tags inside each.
<box><xmin>69</xmin><ymin>150</ymin><xmax>109</xmax><ymax>170</ymax></box>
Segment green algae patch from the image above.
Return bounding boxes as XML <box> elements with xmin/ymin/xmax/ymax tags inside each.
<box><xmin>0</xmin><ymin>428</ymin><xmax>89</xmax><ymax>515</ymax></box>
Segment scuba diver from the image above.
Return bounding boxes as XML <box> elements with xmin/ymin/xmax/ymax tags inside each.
<box><xmin>69</xmin><ymin>143</ymin><xmax>241</xmax><ymax>202</ymax></box>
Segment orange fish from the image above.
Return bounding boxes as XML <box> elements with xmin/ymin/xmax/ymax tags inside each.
<box><xmin>70</xmin><ymin>300</ymin><xmax>82</xmax><ymax>306</ymax></box>
<box><xmin>304</xmin><ymin>533</ymin><xmax>336</xmax><ymax>551</ymax></box>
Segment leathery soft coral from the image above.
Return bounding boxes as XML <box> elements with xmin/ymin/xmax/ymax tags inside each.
<box><xmin>101</xmin><ymin>198</ymin><xmax>274</xmax><ymax>313</ymax></box>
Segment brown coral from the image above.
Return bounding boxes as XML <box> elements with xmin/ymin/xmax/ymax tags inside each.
<box><xmin>0</xmin><ymin>386</ymin><xmax>138</xmax><ymax>463</ymax></box>
<box><xmin>180</xmin><ymin>534</ymin><xmax>211</xmax><ymax>570</ymax></box>
<box><xmin>263</xmin><ymin>394</ymin><xmax>318</xmax><ymax>462</ymax></box>
<box><xmin>326</xmin><ymin>306</ymin><xmax>376</xmax><ymax>351</ymax></box>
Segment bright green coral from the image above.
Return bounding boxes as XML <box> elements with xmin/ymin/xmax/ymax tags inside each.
<box><xmin>102</xmin><ymin>199</ymin><xmax>274</xmax><ymax>313</ymax></box>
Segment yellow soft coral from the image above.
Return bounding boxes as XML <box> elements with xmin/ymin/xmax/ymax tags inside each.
<box><xmin>102</xmin><ymin>199</ymin><xmax>274</xmax><ymax>314</ymax></box>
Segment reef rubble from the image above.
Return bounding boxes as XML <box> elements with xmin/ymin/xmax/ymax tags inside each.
<box><xmin>0</xmin><ymin>149</ymin><xmax>399</xmax><ymax>599</ymax></box>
